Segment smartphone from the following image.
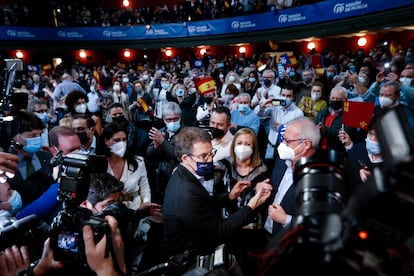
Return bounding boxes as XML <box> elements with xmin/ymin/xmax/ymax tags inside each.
<box><xmin>358</xmin><ymin>160</ymin><xmax>369</xmax><ymax>170</ymax></box>
<box><xmin>272</xmin><ymin>99</ymin><xmax>287</xmax><ymax>106</ymax></box>
<box><xmin>349</xmin><ymin>65</ymin><xmax>356</xmax><ymax>73</ymax></box>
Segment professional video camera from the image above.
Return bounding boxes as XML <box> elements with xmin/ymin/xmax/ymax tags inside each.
<box><xmin>49</xmin><ymin>151</ymin><xmax>113</xmax><ymax>267</ymax></box>
<box><xmin>262</xmin><ymin>107</ymin><xmax>414</xmax><ymax>275</ymax></box>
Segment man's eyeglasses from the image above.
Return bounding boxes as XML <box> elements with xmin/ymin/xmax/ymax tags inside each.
<box><xmin>189</xmin><ymin>149</ymin><xmax>217</xmax><ymax>161</ymax></box>
<box><xmin>282</xmin><ymin>136</ymin><xmax>305</xmax><ymax>145</ymax></box>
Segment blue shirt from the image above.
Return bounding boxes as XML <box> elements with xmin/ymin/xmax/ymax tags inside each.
<box><xmin>230</xmin><ymin>108</ymin><xmax>260</xmax><ymax>135</ymax></box>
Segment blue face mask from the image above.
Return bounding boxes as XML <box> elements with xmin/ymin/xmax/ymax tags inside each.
<box><xmin>166</xmin><ymin>120</ymin><xmax>181</xmax><ymax>133</ymax></box>
<box><xmin>23</xmin><ymin>136</ymin><xmax>42</xmax><ymax>153</ymax></box>
<box><xmin>238</xmin><ymin>103</ymin><xmax>250</xmax><ymax>113</ymax></box>
<box><xmin>365</xmin><ymin>137</ymin><xmax>381</xmax><ymax>155</ymax></box>
<box><xmin>196</xmin><ymin>161</ymin><xmax>214</xmax><ymax>179</ymax></box>
<box><xmin>327</xmin><ymin>72</ymin><xmax>335</xmax><ymax>78</ymax></box>
<box><xmin>248</xmin><ymin>77</ymin><xmax>256</xmax><ymax>83</ymax></box>
<box><xmin>36</xmin><ymin>112</ymin><xmax>49</xmax><ymax>124</ymax></box>
<box><xmin>288</xmin><ymin>71</ymin><xmax>296</xmax><ymax>78</ymax></box>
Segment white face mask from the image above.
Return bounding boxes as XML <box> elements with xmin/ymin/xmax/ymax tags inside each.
<box><xmin>277</xmin><ymin>142</ymin><xmax>296</xmax><ymax>160</ymax></box>
<box><xmin>110</xmin><ymin>141</ymin><xmax>127</xmax><ymax>157</ymax></box>
<box><xmin>234</xmin><ymin>145</ymin><xmax>253</xmax><ymax>161</ymax></box>
<box><xmin>228</xmin><ymin>75</ymin><xmax>236</xmax><ymax>82</ymax></box>
<box><xmin>400</xmin><ymin>77</ymin><xmax>412</xmax><ymax>87</ymax></box>
<box><xmin>378</xmin><ymin>96</ymin><xmax>393</xmax><ymax>108</ymax></box>
<box><xmin>113</xmin><ymin>84</ymin><xmax>121</xmax><ymax>91</ymax></box>
<box><xmin>311</xmin><ymin>93</ymin><xmax>321</xmax><ymax>101</ymax></box>
<box><xmin>9</xmin><ymin>190</ymin><xmax>22</xmax><ymax>216</ymax></box>
<box><xmin>75</xmin><ymin>103</ymin><xmax>87</xmax><ymax>114</ymax></box>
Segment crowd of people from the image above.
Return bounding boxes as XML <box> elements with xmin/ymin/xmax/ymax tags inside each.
<box><xmin>0</xmin><ymin>37</ymin><xmax>413</xmax><ymax>275</ymax></box>
<box><xmin>0</xmin><ymin>0</ymin><xmax>322</xmax><ymax>27</ymax></box>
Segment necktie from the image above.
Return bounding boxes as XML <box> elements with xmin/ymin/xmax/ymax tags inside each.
<box><xmin>24</xmin><ymin>155</ymin><xmax>35</xmax><ymax>178</ymax></box>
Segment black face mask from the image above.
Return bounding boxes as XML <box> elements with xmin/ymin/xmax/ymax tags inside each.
<box><xmin>204</xmin><ymin>97</ymin><xmax>214</xmax><ymax>104</ymax></box>
<box><xmin>76</xmin><ymin>132</ymin><xmax>89</xmax><ymax>145</ymax></box>
<box><xmin>112</xmin><ymin>116</ymin><xmax>127</xmax><ymax>124</ymax></box>
<box><xmin>263</xmin><ymin>79</ymin><xmax>271</xmax><ymax>87</ymax></box>
<box><xmin>329</xmin><ymin>100</ymin><xmax>343</xmax><ymax>111</ymax></box>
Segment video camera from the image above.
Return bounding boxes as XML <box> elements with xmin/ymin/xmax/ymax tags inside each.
<box><xmin>262</xmin><ymin>107</ymin><xmax>414</xmax><ymax>275</ymax></box>
<box><xmin>272</xmin><ymin>99</ymin><xmax>287</xmax><ymax>106</ymax></box>
<box><xmin>49</xmin><ymin>151</ymin><xmax>113</xmax><ymax>267</ymax></box>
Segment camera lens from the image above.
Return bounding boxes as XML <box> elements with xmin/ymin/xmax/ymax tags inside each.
<box><xmin>294</xmin><ymin>150</ymin><xmax>346</xmax><ymax>220</ymax></box>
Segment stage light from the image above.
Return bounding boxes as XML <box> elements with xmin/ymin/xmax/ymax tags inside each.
<box><xmin>123</xmin><ymin>0</ymin><xmax>130</xmax><ymax>8</ymax></box>
<box><xmin>123</xmin><ymin>49</ymin><xmax>131</xmax><ymax>58</ymax></box>
<box><xmin>357</xmin><ymin>37</ymin><xmax>367</xmax><ymax>47</ymax></box>
<box><xmin>79</xmin><ymin>50</ymin><xmax>87</xmax><ymax>59</ymax></box>
<box><xmin>146</xmin><ymin>24</ymin><xmax>151</xmax><ymax>30</ymax></box>
<box><xmin>307</xmin><ymin>42</ymin><xmax>316</xmax><ymax>50</ymax></box>
<box><xmin>200</xmin><ymin>48</ymin><xmax>207</xmax><ymax>55</ymax></box>
<box><xmin>15</xmin><ymin>50</ymin><xmax>24</xmax><ymax>59</ymax></box>
<box><xmin>239</xmin><ymin>46</ymin><xmax>246</xmax><ymax>54</ymax></box>
<box><xmin>165</xmin><ymin>49</ymin><xmax>172</xmax><ymax>57</ymax></box>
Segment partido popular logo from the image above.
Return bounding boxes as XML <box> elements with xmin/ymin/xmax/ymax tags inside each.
<box><xmin>333</xmin><ymin>1</ymin><xmax>368</xmax><ymax>14</ymax></box>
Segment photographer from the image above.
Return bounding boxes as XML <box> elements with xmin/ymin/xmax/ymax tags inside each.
<box><xmin>29</xmin><ymin>173</ymin><xmax>128</xmax><ymax>275</ymax></box>
<box><xmin>0</xmin><ymin>152</ymin><xmax>30</xmax><ymax>276</ymax></box>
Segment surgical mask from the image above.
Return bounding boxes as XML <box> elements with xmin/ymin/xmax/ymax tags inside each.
<box><xmin>224</xmin><ymin>94</ymin><xmax>234</xmax><ymax>101</ymax></box>
<box><xmin>219</xmin><ymin>74</ymin><xmax>224</xmax><ymax>79</ymax></box>
<box><xmin>77</xmin><ymin>132</ymin><xmax>89</xmax><ymax>145</ymax></box>
<box><xmin>161</xmin><ymin>82</ymin><xmax>169</xmax><ymax>89</ymax></box>
<box><xmin>228</xmin><ymin>76</ymin><xmax>236</xmax><ymax>82</ymax></box>
<box><xmin>263</xmin><ymin>79</ymin><xmax>271</xmax><ymax>87</ymax></box>
<box><xmin>400</xmin><ymin>77</ymin><xmax>412</xmax><ymax>87</ymax></box>
<box><xmin>36</xmin><ymin>112</ymin><xmax>49</xmax><ymax>124</ymax></box>
<box><xmin>8</xmin><ymin>190</ymin><xmax>23</xmax><ymax>216</ymax></box>
<box><xmin>358</xmin><ymin>76</ymin><xmax>366</xmax><ymax>84</ymax></box>
<box><xmin>311</xmin><ymin>93</ymin><xmax>321</xmax><ymax>101</ymax></box>
<box><xmin>234</xmin><ymin>145</ymin><xmax>253</xmax><ymax>161</ymax></box>
<box><xmin>277</xmin><ymin>142</ymin><xmax>296</xmax><ymax>160</ymax></box>
<box><xmin>113</xmin><ymin>84</ymin><xmax>121</xmax><ymax>91</ymax></box>
<box><xmin>280</xmin><ymin>97</ymin><xmax>292</xmax><ymax>107</ymax></box>
<box><xmin>365</xmin><ymin>137</ymin><xmax>381</xmax><ymax>155</ymax></box>
<box><xmin>379</xmin><ymin>96</ymin><xmax>393</xmax><ymax>108</ymax></box>
<box><xmin>142</xmin><ymin>74</ymin><xmax>149</xmax><ymax>81</ymax></box>
<box><xmin>195</xmin><ymin>161</ymin><xmax>214</xmax><ymax>179</ymax></box>
<box><xmin>110</xmin><ymin>141</ymin><xmax>127</xmax><ymax>157</ymax></box>
<box><xmin>166</xmin><ymin>120</ymin><xmax>181</xmax><ymax>133</ymax></box>
<box><xmin>248</xmin><ymin>77</ymin><xmax>256</xmax><ymax>83</ymax></box>
<box><xmin>238</xmin><ymin>103</ymin><xmax>250</xmax><ymax>113</ymax></box>
<box><xmin>327</xmin><ymin>72</ymin><xmax>335</xmax><ymax>78</ymax></box>
<box><xmin>122</xmin><ymin>77</ymin><xmax>129</xmax><ymax>83</ymax></box>
<box><xmin>329</xmin><ymin>100</ymin><xmax>343</xmax><ymax>111</ymax></box>
<box><xmin>303</xmin><ymin>76</ymin><xmax>312</xmax><ymax>83</ymax></box>
<box><xmin>176</xmin><ymin>89</ymin><xmax>185</xmax><ymax>97</ymax></box>
<box><xmin>288</xmin><ymin>72</ymin><xmax>296</xmax><ymax>78</ymax></box>
<box><xmin>23</xmin><ymin>136</ymin><xmax>42</xmax><ymax>153</ymax></box>
<box><xmin>90</xmin><ymin>86</ymin><xmax>96</xmax><ymax>93</ymax></box>
<box><xmin>75</xmin><ymin>103</ymin><xmax>87</xmax><ymax>114</ymax></box>
<box><xmin>8</xmin><ymin>190</ymin><xmax>22</xmax><ymax>216</ymax></box>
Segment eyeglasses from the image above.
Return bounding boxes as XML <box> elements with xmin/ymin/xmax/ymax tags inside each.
<box><xmin>282</xmin><ymin>136</ymin><xmax>305</xmax><ymax>145</ymax></box>
<box><xmin>189</xmin><ymin>149</ymin><xmax>217</xmax><ymax>161</ymax></box>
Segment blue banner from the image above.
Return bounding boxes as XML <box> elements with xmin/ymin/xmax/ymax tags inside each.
<box><xmin>0</xmin><ymin>0</ymin><xmax>412</xmax><ymax>41</ymax></box>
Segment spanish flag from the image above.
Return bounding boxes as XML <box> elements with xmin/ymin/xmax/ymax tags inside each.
<box><xmin>342</xmin><ymin>101</ymin><xmax>375</xmax><ymax>130</ymax></box>
<box><xmin>137</xmin><ymin>96</ymin><xmax>150</xmax><ymax>113</ymax></box>
<box><xmin>195</xmin><ymin>76</ymin><xmax>216</xmax><ymax>95</ymax></box>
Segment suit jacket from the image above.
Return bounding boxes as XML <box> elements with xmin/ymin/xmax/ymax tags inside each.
<box><xmin>161</xmin><ymin>164</ymin><xmax>255</xmax><ymax>258</ymax></box>
<box><xmin>266</xmin><ymin>158</ymin><xmax>296</xmax><ymax>235</ymax></box>
<box><xmin>10</xmin><ymin>151</ymin><xmax>54</xmax><ymax>205</ymax></box>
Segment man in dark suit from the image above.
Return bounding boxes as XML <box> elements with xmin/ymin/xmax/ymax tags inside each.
<box><xmin>161</xmin><ymin>127</ymin><xmax>272</xmax><ymax>259</ymax></box>
<box><xmin>9</xmin><ymin>111</ymin><xmax>54</xmax><ymax>206</ymax></box>
<box><xmin>264</xmin><ymin>116</ymin><xmax>320</xmax><ymax>237</ymax></box>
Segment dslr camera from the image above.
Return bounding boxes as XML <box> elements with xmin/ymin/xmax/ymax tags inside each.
<box><xmin>50</xmin><ymin>151</ymin><xmax>112</xmax><ymax>266</ymax></box>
